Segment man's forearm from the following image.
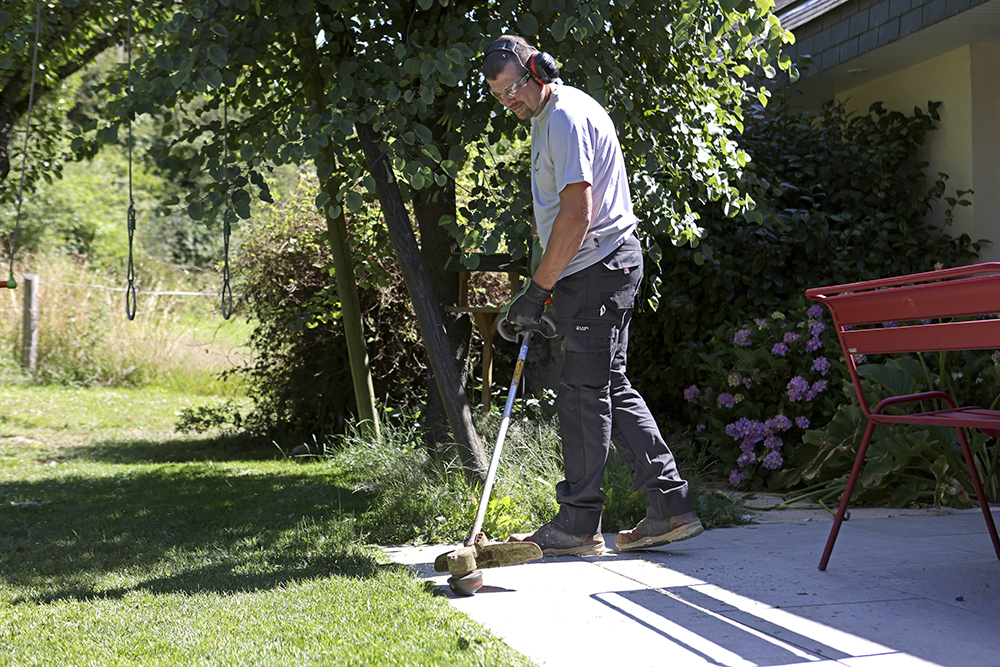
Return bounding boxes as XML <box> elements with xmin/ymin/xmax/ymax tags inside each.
<box><xmin>533</xmin><ymin>182</ymin><xmax>591</xmax><ymax>290</ymax></box>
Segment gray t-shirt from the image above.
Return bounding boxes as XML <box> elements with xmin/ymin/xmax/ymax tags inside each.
<box><xmin>530</xmin><ymin>84</ymin><xmax>637</xmax><ymax>278</ymax></box>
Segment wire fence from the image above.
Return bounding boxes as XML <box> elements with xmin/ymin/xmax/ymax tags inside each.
<box><xmin>38</xmin><ymin>280</ymin><xmax>240</xmax><ymax>298</ymax></box>
<box><xmin>1</xmin><ymin>273</ymin><xmax>247</xmax><ymax>383</ymax></box>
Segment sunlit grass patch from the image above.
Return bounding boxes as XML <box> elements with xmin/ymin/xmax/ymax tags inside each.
<box><xmin>0</xmin><ymin>386</ymin><xmax>533</xmax><ymax>667</ymax></box>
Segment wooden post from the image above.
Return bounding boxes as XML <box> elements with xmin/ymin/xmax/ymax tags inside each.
<box><xmin>21</xmin><ymin>273</ymin><xmax>38</xmax><ymax>371</ymax></box>
<box><xmin>356</xmin><ymin>122</ymin><xmax>487</xmax><ymax>481</ymax></box>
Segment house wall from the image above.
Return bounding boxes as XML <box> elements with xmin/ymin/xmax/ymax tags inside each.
<box><xmin>834</xmin><ymin>45</ymin><xmax>1000</xmax><ymax>261</ymax></box>
<box><xmin>969</xmin><ymin>43</ymin><xmax>1000</xmax><ymax>261</ymax></box>
<box><xmin>780</xmin><ymin>0</ymin><xmax>993</xmax><ymax>78</ymax></box>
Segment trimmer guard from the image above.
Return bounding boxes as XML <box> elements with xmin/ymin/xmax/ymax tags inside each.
<box><xmin>434</xmin><ymin>533</ymin><xmax>542</xmax><ymax>577</ymax></box>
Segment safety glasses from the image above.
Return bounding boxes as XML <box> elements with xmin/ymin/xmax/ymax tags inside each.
<box><xmin>489</xmin><ymin>71</ymin><xmax>531</xmax><ymax>101</ymax></box>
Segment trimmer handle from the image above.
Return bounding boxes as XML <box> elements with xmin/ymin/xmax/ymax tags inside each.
<box><xmin>496</xmin><ymin>312</ymin><xmax>558</xmax><ymax>342</ymax></box>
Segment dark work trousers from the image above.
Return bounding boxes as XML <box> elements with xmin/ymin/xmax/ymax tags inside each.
<box><xmin>549</xmin><ymin>234</ymin><xmax>693</xmax><ymax>535</ymax></box>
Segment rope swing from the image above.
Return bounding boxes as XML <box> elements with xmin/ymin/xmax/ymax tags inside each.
<box><xmin>221</xmin><ymin>94</ymin><xmax>233</xmax><ymax>320</ymax></box>
<box><xmin>4</xmin><ymin>0</ymin><xmax>45</xmax><ymax>291</ymax></box>
<box><xmin>124</xmin><ymin>1</ymin><xmax>138</xmax><ymax>319</ymax></box>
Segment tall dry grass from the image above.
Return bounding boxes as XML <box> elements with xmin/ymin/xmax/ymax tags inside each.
<box><xmin>0</xmin><ymin>252</ymin><xmax>247</xmax><ymax>393</ymax></box>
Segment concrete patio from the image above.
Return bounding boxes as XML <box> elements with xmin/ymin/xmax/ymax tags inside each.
<box><xmin>384</xmin><ymin>505</ymin><xmax>1000</xmax><ymax>667</ymax></box>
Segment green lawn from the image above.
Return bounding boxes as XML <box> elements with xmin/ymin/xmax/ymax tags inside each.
<box><xmin>0</xmin><ymin>386</ymin><xmax>534</xmax><ymax>666</ymax></box>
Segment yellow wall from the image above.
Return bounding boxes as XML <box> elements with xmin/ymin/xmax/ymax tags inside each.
<box><xmin>970</xmin><ymin>44</ymin><xmax>1000</xmax><ymax>262</ymax></box>
<box><xmin>834</xmin><ymin>46</ymin><xmax>1000</xmax><ymax>261</ymax></box>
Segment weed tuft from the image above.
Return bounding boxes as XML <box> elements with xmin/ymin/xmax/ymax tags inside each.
<box><xmin>325</xmin><ymin>404</ymin><xmax>749</xmax><ymax>544</ymax></box>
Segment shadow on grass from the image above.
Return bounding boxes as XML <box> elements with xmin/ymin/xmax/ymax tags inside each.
<box><xmin>61</xmin><ymin>432</ymin><xmax>296</xmax><ymax>465</ymax></box>
<box><xmin>0</xmin><ymin>452</ymin><xmax>395</xmax><ymax>605</ymax></box>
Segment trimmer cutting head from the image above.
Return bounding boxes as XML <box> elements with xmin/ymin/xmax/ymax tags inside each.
<box><xmin>432</xmin><ymin>329</ymin><xmax>541</xmax><ymax>596</ymax></box>
<box><xmin>434</xmin><ymin>533</ymin><xmax>542</xmax><ymax>596</ymax></box>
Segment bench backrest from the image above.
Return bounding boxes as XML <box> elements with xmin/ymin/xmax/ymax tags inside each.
<box><xmin>806</xmin><ymin>263</ymin><xmax>1000</xmax><ymax>413</ymax></box>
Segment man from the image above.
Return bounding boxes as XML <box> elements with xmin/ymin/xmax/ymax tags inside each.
<box><xmin>483</xmin><ymin>35</ymin><xmax>703</xmax><ymax>557</ymax></box>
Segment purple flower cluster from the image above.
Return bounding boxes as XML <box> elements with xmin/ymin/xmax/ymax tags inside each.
<box><xmin>787</xmin><ymin>376</ymin><xmax>828</xmax><ymax>402</ymax></box>
<box><xmin>787</xmin><ymin>376</ymin><xmax>809</xmax><ymax>401</ymax></box>
<box><xmin>765</xmin><ymin>414</ymin><xmax>792</xmax><ymax>432</ymax></box>
<box><xmin>762</xmin><ymin>450</ymin><xmax>783</xmax><ymax>470</ymax></box>
<box><xmin>692</xmin><ymin>303</ymin><xmax>838</xmax><ymax>490</ymax></box>
<box><xmin>726</xmin><ymin>417</ymin><xmax>767</xmax><ymax>443</ymax></box>
<box><xmin>725</xmin><ymin>412</ymin><xmax>796</xmax><ymax>485</ymax></box>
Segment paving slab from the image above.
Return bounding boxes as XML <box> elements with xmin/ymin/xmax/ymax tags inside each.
<box><xmin>384</xmin><ymin>507</ymin><xmax>1000</xmax><ymax>667</ymax></box>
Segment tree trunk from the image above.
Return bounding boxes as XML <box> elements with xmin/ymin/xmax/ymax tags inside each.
<box><xmin>412</xmin><ymin>180</ymin><xmax>473</xmax><ymax>449</ymax></box>
<box><xmin>356</xmin><ymin>121</ymin><xmax>487</xmax><ymax>481</ymax></box>
<box><xmin>296</xmin><ymin>31</ymin><xmax>380</xmax><ymax>440</ymax></box>
<box><xmin>318</xmin><ymin>167</ymin><xmax>381</xmax><ymax>440</ymax></box>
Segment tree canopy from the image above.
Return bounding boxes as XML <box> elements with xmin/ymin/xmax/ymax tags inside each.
<box><xmin>0</xmin><ymin>0</ymin><xmax>795</xmax><ymax>474</ymax></box>
<box><xmin>37</xmin><ymin>0</ymin><xmax>791</xmax><ymax>267</ymax></box>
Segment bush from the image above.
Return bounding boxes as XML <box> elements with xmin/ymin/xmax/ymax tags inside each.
<box><xmin>682</xmin><ymin>300</ymin><xmax>843</xmax><ymax>489</ymax></box>
<box><xmin>777</xmin><ymin>351</ymin><xmax>1000</xmax><ymax>508</ymax></box>
<box><xmin>230</xmin><ymin>177</ymin><xmax>425</xmax><ymax>438</ymax></box>
<box><xmin>681</xmin><ymin>293</ymin><xmax>1000</xmax><ymax>507</ymax></box>
<box><xmin>630</xmin><ymin>92</ymin><xmax>981</xmax><ymax>421</ymax></box>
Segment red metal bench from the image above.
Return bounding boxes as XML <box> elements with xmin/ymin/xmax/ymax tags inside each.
<box><xmin>806</xmin><ymin>262</ymin><xmax>1000</xmax><ymax>570</ymax></box>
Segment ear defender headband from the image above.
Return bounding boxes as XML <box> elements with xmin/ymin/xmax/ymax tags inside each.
<box><xmin>486</xmin><ymin>38</ymin><xmax>560</xmax><ymax>84</ymax></box>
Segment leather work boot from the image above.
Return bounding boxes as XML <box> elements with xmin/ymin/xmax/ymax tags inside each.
<box><xmin>508</xmin><ymin>521</ymin><xmax>608</xmax><ymax>557</ymax></box>
<box><xmin>616</xmin><ymin>512</ymin><xmax>704</xmax><ymax>552</ymax></box>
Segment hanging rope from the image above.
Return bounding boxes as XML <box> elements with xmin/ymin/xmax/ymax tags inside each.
<box><xmin>220</xmin><ymin>94</ymin><xmax>233</xmax><ymax>319</ymax></box>
<box><xmin>124</xmin><ymin>1</ymin><xmax>137</xmax><ymax>319</ymax></box>
<box><xmin>4</xmin><ymin>0</ymin><xmax>45</xmax><ymax>290</ymax></box>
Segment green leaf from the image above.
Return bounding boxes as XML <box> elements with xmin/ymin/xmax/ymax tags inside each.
<box><xmin>232</xmin><ymin>188</ymin><xmax>252</xmax><ymax>218</ymax></box>
<box><xmin>203</xmin><ymin>67</ymin><xmax>224</xmax><ymax>89</ymax></box>
<box><xmin>188</xmin><ymin>201</ymin><xmax>204</xmax><ymax>220</ymax></box>
<box><xmin>208</xmin><ymin>44</ymin><xmax>228</xmax><ymax>67</ymax></box>
<box><xmin>345</xmin><ymin>191</ymin><xmax>363</xmax><ymax>212</ymax></box>
<box><xmin>516</xmin><ymin>14</ymin><xmax>539</xmax><ymax>35</ymax></box>
<box><xmin>858</xmin><ymin>362</ymin><xmax>917</xmax><ymax>400</ymax></box>
<box><xmin>317</xmin><ymin>161</ymin><xmax>333</xmax><ymax>183</ymax></box>
<box><xmin>413</xmin><ymin>124</ymin><xmax>433</xmax><ymax>144</ymax></box>
<box><xmin>551</xmin><ymin>15</ymin><xmax>577</xmax><ymax>42</ymax></box>
<box><xmin>859</xmin><ymin>454</ymin><xmax>893</xmax><ymax>489</ymax></box>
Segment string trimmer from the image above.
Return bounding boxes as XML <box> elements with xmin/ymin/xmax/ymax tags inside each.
<box><xmin>434</xmin><ymin>313</ymin><xmax>556</xmax><ymax>596</ymax></box>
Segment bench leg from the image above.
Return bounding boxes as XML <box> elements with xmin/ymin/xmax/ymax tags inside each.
<box><xmin>955</xmin><ymin>428</ymin><xmax>1000</xmax><ymax>561</ymax></box>
<box><xmin>819</xmin><ymin>420</ymin><xmax>877</xmax><ymax>571</ymax></box>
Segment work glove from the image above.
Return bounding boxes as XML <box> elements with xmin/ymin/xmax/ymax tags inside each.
<box><xmin>504</xmin><ymin>279</ymin><xmax>553</xmax><ymax>333</ymax></box>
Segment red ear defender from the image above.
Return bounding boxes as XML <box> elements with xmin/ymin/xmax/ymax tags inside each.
<box><xmin>527</xmin><ymin>52</ymin><xmax>559</xmax><ymax>84</ymax></box>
